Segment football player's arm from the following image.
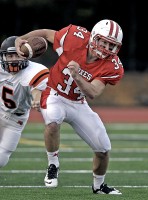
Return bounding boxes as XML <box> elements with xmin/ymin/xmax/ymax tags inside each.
<box><xmin>31</xmin><ymin>89</ymin><xmax>42</xmax><ymax>112</ymax></box>
<box><xmin>15</xmin><ymin>29</ymin><xmax>56</xmax><ymax>56</ymax></box>
<box><xmin>67</xmin><ymin>61</ymin><xmax>105</xmax><ymax>100</ymax></box>
<box><xmin>31</xmin><ymin>76</ymin><xmax>48</xmax><ymax>111</ymax></box>
<box><xmin>76</xmin><ymin>78</ymin><xmax>105</xmax><ymax>100</ymax></box>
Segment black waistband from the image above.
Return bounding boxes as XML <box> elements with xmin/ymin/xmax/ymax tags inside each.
<box><xmin>14</xmin><ymin>113</ymin><xmax>25</xmax><ymax>116</ymax></box>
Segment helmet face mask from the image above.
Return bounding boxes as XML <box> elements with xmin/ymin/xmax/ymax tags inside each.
<box><xmin>0</xmin><ymin>36</ymin><xmax>28</xmax><ymax>73</ymax></box>
<box><xmin>89</xmin><ymin>19</ymin><xmax>123</xmax><ymax>59</ymax></box>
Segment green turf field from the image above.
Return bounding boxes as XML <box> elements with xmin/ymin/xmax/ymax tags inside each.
<box><xmin>0</xmin><ymin>122</ymin><xmax>148</xmax><ymax>200</ymax></box>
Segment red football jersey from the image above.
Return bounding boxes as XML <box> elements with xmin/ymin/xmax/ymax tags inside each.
<box><xmin>46</xmin><ymin>24</ymin><xmax>124</xmax><ymax>101</ymax></box>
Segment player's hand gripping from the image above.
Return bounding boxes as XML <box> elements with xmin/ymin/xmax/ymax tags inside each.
<box><xmin>31</xmin><ymin>100</ymin><xmax>41</xmax><ymax>112</ymax></box>
<box><xmin>15</xmin><ymin>37</ymin><xmax>28</xmax><ymax>58</ymax></box>
<box><xmin>31</xmin><ymin>89</ymin><xmax>42</xmax><ymax>112</ymax></box>
<box><xmin>67</xmin><ymin>60</ymin><xmax>80</xmax><ymax>80</ymax></box>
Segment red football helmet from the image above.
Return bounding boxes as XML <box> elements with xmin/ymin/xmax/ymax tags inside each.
<box><xmin>89</xmin><ymin>19</ymin><xmax>123</xmax><ymax>59</ymax></box>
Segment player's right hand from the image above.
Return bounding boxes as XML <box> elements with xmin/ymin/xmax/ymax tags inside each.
<box><xmin>67</xmin><ymin>60</ymin><xmax>80</xmax><ymax>80</ymax></box>
<box><xmin>15</xmin><ymin>37</ymin><xmax>28</xmax><ymax>58</ymax></box>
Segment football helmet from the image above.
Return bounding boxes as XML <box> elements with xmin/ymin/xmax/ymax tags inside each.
<box><xmin>0</xmin><ymin>36</ymin><xmax>29</xmax><ymax>73</ymax></box>
<box><xmin>89</xmin><ymin>19</ymin><xmax>123</xmax><ymax>59</ymax></box>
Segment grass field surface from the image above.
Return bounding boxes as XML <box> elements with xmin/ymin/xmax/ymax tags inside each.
<box><xmin>0</xmin><ymin>122</ymin><xmax>148</xmax><ymax>200</ymax></box>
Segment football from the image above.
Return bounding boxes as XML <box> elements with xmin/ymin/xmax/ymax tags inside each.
<box><xmin>20</xmin><ymin>36</ymin><xmax>48</xmax><ymax>58</ymax></box>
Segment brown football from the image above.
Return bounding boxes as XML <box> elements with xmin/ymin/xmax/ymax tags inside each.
<box><xmin>20</xmin><ymin>36</ymin><xmax>48</xmax><ymax>58</ymax></box>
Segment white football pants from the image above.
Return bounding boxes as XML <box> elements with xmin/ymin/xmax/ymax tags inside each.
<box><xmin>0</xmin><ymin>111</ymin><xmax>29</xmax><ymax>167</ymax></box>
<box><xmin>41</xmin><ymin>89</ymin><xmax>111</xmax><ymax>153</ymax></box>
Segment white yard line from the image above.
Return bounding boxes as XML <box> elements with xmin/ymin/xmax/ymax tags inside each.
<box><xmin>0</xmin><ymin>185</ymin><xmax>148</xmax><ymax>188</ymax></box>
<box><xmin>15</xmin><ymin>147</ymin><xmax>148</xmax><ymax>153</ymax></box>
<box><xmin>106</xmin><ymin>123</ymin><xmax>148</xmax><ymax>130</ymax></box>
<box><xmin>0</xmin><ymin>170</ymin><xmax>148</xmax><ymax>173</ymax></box>
<box><xmin>10</xmin><ymin>157</ymin><xmax>146</xmax><ymax>162</ymax></box>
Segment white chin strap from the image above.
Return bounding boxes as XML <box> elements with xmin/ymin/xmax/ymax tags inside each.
<box><xmin>94</xmin><ymin>49</ymin><xmax>107</xmax><ymax>59</ymax></box>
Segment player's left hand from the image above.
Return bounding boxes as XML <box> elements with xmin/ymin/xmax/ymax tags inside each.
<box><xmin>31</xmin><ymin>100</ymin><xmax>41</xmax><ymax>112</ymax></box>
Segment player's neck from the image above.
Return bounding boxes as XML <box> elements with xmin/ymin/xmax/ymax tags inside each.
<box><xmin>86</xmin><ymin>49</ymin><xmax>99</xmax><ymax>63</ymax></box>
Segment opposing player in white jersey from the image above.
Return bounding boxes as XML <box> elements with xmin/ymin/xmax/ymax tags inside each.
<box><xmin>0</xmin><ymin>36</ymin><xmax>49</xmax><ymax>168</ymax></box>
<box><xmin>15</xmin><ymin>19</ymin><xmax>124</xmax><ymax>195</ymax></box>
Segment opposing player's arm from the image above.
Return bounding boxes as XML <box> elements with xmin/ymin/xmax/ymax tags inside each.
<box><xmin>30</xmin><ymin>76</ymin><xmax>48</xmax><ymax>111</ymax></box>
<box><xmin>28</xmin><ymin>67</ymin><xmax>49</xmax><ymax>111</ymax></box>
<box><xmin>31</xmin><ymin>88</ymin><xmax>42</xmax><ymax>111</ymax></box>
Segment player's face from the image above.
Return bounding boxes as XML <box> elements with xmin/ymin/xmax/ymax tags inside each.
<box><xmin>97</xmin><ymin>39</ymin><xmax>116</xmax><ymax>52</ymax></box>
<box><xmin>89</xmin><ymin>38</ymin><xmax>116</xmax><ymax>60</ymax></box>
<box><xmin>5</xmin><ymin>53</ymin><xmax>23</xmax><ymax>61</ymax></box>
<box><xmin>3</xmin><ymin>53</ymin><xmax>25</xmax><ymax>74</ymax></box>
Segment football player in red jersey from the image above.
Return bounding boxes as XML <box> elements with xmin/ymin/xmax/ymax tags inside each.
<box><xmin>15</xmin><ymin>19</ymin><xmax>124</xmax><ymax>194</ymax></box>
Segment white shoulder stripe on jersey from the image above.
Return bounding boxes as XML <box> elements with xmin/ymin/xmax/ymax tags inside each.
<box><xmin>56</xmin><ymin>47</ymin><xmax>63</xmax><ymax>56</ymax></box>
<box><xmin>60</xmin><ymin>30</ymin><xmax>68</xmax><ymax>47</ymax></box>
<box><xmin>56</xmin><ymin>30</ymin><xmax>68</xmax><ymax>56</ymax></box>
<box><xmin>101</xmin><ymin>75</ymin><xmax>120</xmax><ymax>79</ymax></box>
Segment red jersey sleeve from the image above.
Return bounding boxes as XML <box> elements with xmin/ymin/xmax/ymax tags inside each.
<box><xmin>53</xmin><ymin>24</ymin><xmax>90</xmax><ymax>54</ymax></box>
<box><xmin>95</xmin><ymin>56</ymin><xmax>124</xmax><ymax>85</ymax></box>
<box><xmin>53</xmin><ymin>24</ymin><xmax>72</xmax><ymax>52</ymax></box>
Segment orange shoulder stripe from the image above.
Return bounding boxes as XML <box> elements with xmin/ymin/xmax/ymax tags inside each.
<box><xmin>29</xmin><ymin>69</ymin><xmax>49</xmax><ymax>87</ymax></box>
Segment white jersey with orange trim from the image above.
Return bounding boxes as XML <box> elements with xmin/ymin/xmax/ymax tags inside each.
<box><xmin>0</xmin><ymin>60</ymin><xmax>49</xmax><ymax>114</ymax></box>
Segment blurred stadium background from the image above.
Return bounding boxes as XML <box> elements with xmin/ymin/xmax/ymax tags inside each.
<box><xmin>1</xmin><ymin>2</ymin><xmax>148</xmax><ymax>199</ymax></box>
<box><xmin>1</xmin><ymin>0</ymin><xmax>148</xmax><ymax>108</ymax></box>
